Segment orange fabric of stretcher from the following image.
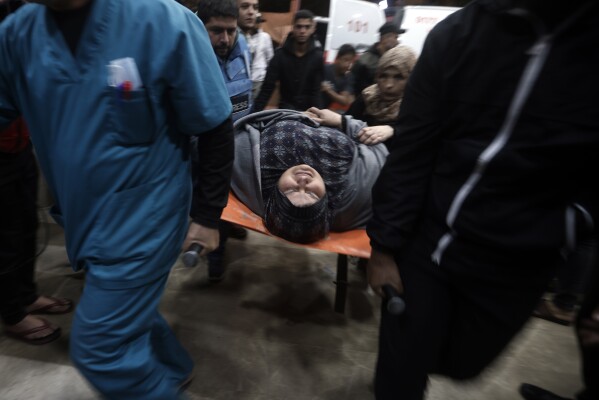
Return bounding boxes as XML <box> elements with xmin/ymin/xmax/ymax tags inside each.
<box><xmin>221</xmin><ymin>192</ymin><xmax>371</xmax><ymax>259</ymax></box>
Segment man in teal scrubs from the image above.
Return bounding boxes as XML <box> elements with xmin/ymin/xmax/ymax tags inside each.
<box><xmin>0</xmin><ymin>0</ymin><xmax>233</xmax><ymax>398</ymax></box>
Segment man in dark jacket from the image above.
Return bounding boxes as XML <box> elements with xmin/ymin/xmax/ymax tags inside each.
<box><xmin>351</xmin><ymin>22</ymin><xmax>404</xmax><ymax>96</ymax></box>
<box><xmin>366</xmin><ymin>0</ymin><xmax>599</xmax><ymax>399</ymax></box>
<box><xmin>252</xmin><ymin>9</ymin><xmax>324</xmax><ymax>112</ymax></box>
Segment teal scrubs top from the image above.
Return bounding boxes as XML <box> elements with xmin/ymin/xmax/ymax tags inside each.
<box><xmin>0</xmin><ymin>0</ymin><xmax>232</xmax><ymax>288</ymax></box>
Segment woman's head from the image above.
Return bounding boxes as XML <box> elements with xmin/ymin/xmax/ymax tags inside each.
<box><xmin>277</xmin><ymin>164</ymin><xmax>326</xmax><ymax>207</ymax></box>
<box><xmin>263</xmin><ymin>164</ymin><xmax>330</xmax><ymax>243</ymax></box>
<box><xmin>376</xmin><ymin>45</ymin><xmax>417</xmax><ymax>100</ymax></box>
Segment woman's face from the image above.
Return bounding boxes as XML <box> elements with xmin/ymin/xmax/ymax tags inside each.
<box><xmin>277</xmin><ymin>165</ymin><xmax>326</xmax><ymax>207</ymax></box>
<box><xmin>377</xmin><ymin>67</ymin><xmax>407</xmax><ymax>100</ymax></box>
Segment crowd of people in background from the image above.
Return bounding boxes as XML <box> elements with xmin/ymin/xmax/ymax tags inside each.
<box><xmin>1</xmin><ymin>1</ymin><xmax>597</xmax><ymax>400</ymax></box>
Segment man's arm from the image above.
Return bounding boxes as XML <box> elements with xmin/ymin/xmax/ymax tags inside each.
<box><xmin>321</xmin><ymin>82</ymin><xmax>353</xmax><ymax>106</ymax></box>
<box><xmin>252</xmin><ymin>52</ymin><xmax>280</xmax><ymax>112</ymax></box>
<box><xmin>346</xmin><ymin>94</ymin><xmax>365</xmax><ymax>120</ymax></box>
<box><xmin>189</xmin><ymin>116</ymin><xmax>234</xmax><ymax>228</ymax></box>
<box><xmin>183</xmin><ymin>116</ymin><xmax>234</xmax><ymax>254</ymax></box>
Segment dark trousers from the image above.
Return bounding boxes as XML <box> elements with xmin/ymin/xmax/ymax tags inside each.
<box><xmin>0</xmin><ymin>147</ymin><xmax>39</xmax><ymax>325</ymax></box>
<box><xmin>553</xmin><ymin>238</ymin><xmax>596</xmax><ymax>311</ymax></box>
<box><xmin>206</xmin><ymin>220</ymin><xmax>231</xmax><ymax>265</ymax></box>
<box><xmin>375</xmin><ymin>226</ymin><xmax>558</xmax><ymax>400</ymax></box>
<box><xmin>576</xmin><ymin>253</ymin><xmax>599</xmax><ymax>400</ymax></box>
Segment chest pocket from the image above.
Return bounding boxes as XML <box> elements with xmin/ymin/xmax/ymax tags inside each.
<box><xmin>108</xmin><ymin>87</ymin><xmax>157</xmax><ymax>145</ymax></box>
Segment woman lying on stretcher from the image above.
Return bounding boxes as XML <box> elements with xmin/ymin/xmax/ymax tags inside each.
<box><xmin>231</xmin><ymin>108</ymin><xmax>389</xmax><ymax>244</ymax></box>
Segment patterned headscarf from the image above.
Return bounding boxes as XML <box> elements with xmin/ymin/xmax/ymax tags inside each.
<box><xmin>362</xmin><ymin>45</ymin><xmax>417</xmax><ymax>122</ymax></box>
<box><xmin>263</xmin><ymin>188</ymin><xmax>330</xmax><ymax>244</ymax></box>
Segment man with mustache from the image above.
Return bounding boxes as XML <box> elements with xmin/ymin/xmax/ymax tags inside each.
<box><xmin>197</xmin><ymin>0</ymin><xmax>252</xmax><ymax>123</ymax></box>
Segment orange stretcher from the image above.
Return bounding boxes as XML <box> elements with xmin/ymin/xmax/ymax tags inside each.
<box><xmin>221</xmin><ymin>192</ymin><xmax>371</xmax><ymax>313</ymax></box>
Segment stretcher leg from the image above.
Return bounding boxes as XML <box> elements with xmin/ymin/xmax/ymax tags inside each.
<box><xmin>334</xmin><ymin>254</ymin><xmax>348</xmax><ymax>313</ymax></box>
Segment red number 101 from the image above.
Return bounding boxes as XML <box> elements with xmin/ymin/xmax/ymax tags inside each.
<box><xmin>348</xmin><ymin>20</ymin><xmax>369</xmax><ymax>33</ymax></box>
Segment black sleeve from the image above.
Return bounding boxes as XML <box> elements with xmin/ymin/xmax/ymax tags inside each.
<box><xmin>190</xmin><ymin>116</ymin><xmax>234</xmax><ymax>228</ymax></box>
<box><xmin>252</xmin><ymin>52</ymin><xmax>280</xmax><ymax>112</ymax></box>
<box><xmin>351</xmin><ymin>62</ymin><xmax>368</xmax><ymax>97</ymax></box>
<box><xmin>366</xmin><ymin>30</ymin><xmax>446</xmax><ymax>253</ymax></box>
<box><xmin>346</xmin><ymin>94</ymin><xmax>366</xmax><ymax>121</ymax></box>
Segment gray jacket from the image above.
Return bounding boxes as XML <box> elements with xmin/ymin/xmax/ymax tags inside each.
<box><xmin>232</xmin><ymin>110</ymin><xmax>389</xmax><ymax>231</ymax></box>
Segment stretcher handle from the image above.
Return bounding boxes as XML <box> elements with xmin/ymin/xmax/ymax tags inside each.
<box><xmin>382</xmin><ymin>284</ymin><xmax>406</xmax><ymax>316</ymax></box>
<box><xmin>183</xmin><ymin>243</ymin><xmax>203</xmax><ymax>268</ymax></box>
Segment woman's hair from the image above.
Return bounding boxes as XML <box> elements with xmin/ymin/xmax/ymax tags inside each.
<box><xmin>263</xmin><ymin>189</ymin><xmax>330</xmax><ymax>244</ymax></box>
<box><xmin>376</xmin><ymin>45</ymin><xmax>417</xmax><ymax>78</ymax></box>
<box><xmin>361</xmin><ymin>45</ymin><xmax>418</xmax><ymax>121</ymax></box>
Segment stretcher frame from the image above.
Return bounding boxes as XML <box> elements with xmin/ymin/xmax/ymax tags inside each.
<box><xmin>220</xmin><ymin>192</ymin><xmax>371</xmax><ymax>313</ymax></box>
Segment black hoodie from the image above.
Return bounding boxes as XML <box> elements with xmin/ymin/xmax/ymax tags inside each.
<box><xmin>367</xmin><ymin>0</ymin><xmax>599</xmax><ymax>260</ymax></box>
<box><xmin>252</xmin><ymin>33</ymin><xmax>324</xmax><ymax>112</ymax></box>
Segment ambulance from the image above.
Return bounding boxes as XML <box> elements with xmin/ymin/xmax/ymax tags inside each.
<box><xmin>313</xmin><ymin>0</ymin><xmax>386</xmax><ymax>63</ymax></box>
<box><xmin>396</xmin><ymin>5</ymin><xmax>460</xmax><ymax>55</ymax></box>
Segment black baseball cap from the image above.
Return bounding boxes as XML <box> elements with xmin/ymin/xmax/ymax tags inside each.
<box><xmin>378</xmin><ymin>22</ymin><xmax>406</xmax><ymax>36</ymax></box>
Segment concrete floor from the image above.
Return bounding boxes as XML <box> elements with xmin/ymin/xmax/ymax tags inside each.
<box><xmin>0</xmin><ymin>223</ymin><xmax>584</xmax><ymax>400</ymax></box>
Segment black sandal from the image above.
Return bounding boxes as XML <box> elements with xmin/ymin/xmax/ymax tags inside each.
<box><xmin>26</xmin><ymin>296</ymin><xmax>74</xmax><ymax>315</ymax></box>
<box><xmin>532</xmin><ymin>299</ymin><xmax>575</xmax><ymax>326</ymax></box>
<box><xmin>5</xmin><ymin>318</ymin><xmax>62</xmax><ymax>345</ymax></box>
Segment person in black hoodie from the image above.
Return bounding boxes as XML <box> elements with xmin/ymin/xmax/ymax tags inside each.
<box><xmin>251</xmin><ymin>9</ymin><xmax>324</xmax><ymax>112</ymax></box>
<box><xmin>366</xmin><ymin>0</ymin><xmax>599</xmax><ymax>399</ymax></box>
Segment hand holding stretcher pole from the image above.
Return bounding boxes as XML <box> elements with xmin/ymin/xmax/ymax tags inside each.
<box><xmin>382</xmin><ymin>284</ymin><xmax>406</xmax><ymax>316</ymax></box>
<box><xmin>181</xmin><ymin>221</ymin><xmax>220</xmax><ymax>267</ymax></box>
<box><xmin>183</xmin><ymin>243</ymin><xmax>204</xmax><ymax>268</ymax></box>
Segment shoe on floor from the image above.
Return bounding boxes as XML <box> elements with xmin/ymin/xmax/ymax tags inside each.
<box><xmin>520</xmin><ymin>383</ymin><xmax>573</xmax><ymax>400</ymax></box>
<box><xmin>532</xmin><ymin>298</ymin><xmax>575</xmax><ymax>326</ymax></box>
<box><xmin>228</xmin><ymin>224</ymin><xmax>248</xmax><ymax>240</ymax></box>
<box><xmin>5</xmin><ymin>317</ymin><xmax>62</xmax><ymax>345</ymax></box>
